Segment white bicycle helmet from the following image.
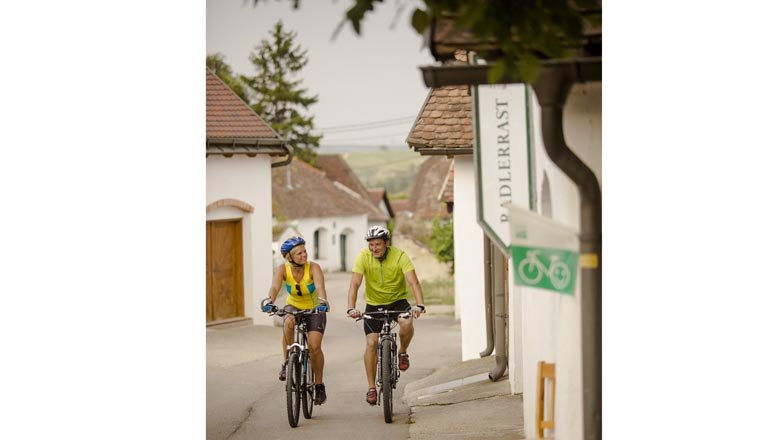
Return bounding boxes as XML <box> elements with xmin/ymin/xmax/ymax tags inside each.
<box><xmin>365</xmin><ymin>225</ymin><xmax>390</xmax><ymax>241</ymax></box>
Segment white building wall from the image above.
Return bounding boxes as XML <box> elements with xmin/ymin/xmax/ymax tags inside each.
<box><xmin>206</xmin><ymin>155</ymin><xmax>273</xmax><ymax>326</ymax></box>
<box><xmin>289</xmin><ymin>215</ymin><xmax>367</xmax><ymax>273</ymax></box>
<box><xmin>512</xmin><ymin>82</ymin><xmax>601</xmax><ymax>439</ymax></box>
<box><xmin>453</xmin><ymin>155</ymin><xmax>488</xmax><ymax>361</ymax></box>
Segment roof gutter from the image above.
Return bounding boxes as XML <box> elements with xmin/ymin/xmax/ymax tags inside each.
<box><xmin>410</xmin><ymin>146</ymin><xmax>473</xmax><ymax>156</ymax></box>
<box><xmin>206</xmin><ymin>138</ymin><xmax>293</xmax><ymax>168</ymax></box>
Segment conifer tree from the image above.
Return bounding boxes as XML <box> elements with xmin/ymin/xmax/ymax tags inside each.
<box><xmin>241</xmin><ymin>21</ymin><xmax>321</xmax><ymax>164</ymax></box>
<box><xmin>206</xmin><ymin>53</ymin><xmax>249</xmax><ymax>102</ymax></box>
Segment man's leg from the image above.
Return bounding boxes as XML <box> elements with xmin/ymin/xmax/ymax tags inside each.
<box><xmin>398</xmin><ymin>316</ymin><xmax>414</xmax><ymax>353</ymax></box>
<box><xmin>397</xmin><ymin>317</ymin><xmax>414</xmax><ymax>371</ymax></box>
<box><xmin>364</xmin><ymin>333</ymin><xmax>378</xmax><ymax>388</ymax></box>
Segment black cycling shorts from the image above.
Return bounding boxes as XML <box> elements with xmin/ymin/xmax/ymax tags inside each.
<box><xmin>363</xmin><ymin>299</ymin><xmax>410</xmax><ymax>335</ymax></box>
<box><xmin>283</xmin><ymin>305</ymin><xmax>327</xmax><ymax>334</ymax></box>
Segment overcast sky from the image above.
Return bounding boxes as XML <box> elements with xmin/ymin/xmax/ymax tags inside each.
<box><xmin>207</xmin><ymin>0</ymin><xmax>435</xmax><ymax>148</ymax></box>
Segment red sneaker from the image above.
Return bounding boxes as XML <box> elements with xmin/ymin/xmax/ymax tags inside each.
<box><xmin>366</xmin><ymin>388</ymin><xmax>378</xmax><ymax>405</ymax></box>
<box><xmin>399</xmin><ymin>353</ymin><xmax>410</xmax><ymax>371</ymax></box>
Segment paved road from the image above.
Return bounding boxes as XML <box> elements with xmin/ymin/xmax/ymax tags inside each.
<box><xmin>207</xmin><ymin>271</ymin><xmax>461</xmax><ymax>440</ymax></box>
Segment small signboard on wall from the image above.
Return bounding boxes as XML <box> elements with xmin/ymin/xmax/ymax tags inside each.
<box><xmin>508</xmin><ymin>204</ymin><xmax>579</xmax><ymax>295</ymax></box>
<box><xmin>473</xmin><ymin>83</ymin><xmax>534</xmax><ymax>254</ymax></box>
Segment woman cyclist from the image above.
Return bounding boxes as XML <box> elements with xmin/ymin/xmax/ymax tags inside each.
<box><xmin>262</xmin><ymin>236</ymin><xmax>329</xmax><ymax>405</ymax></box>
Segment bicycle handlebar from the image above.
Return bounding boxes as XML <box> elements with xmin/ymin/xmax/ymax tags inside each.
<box><xmin>268</xmin><ymin>308</ymin><xmax>321</xmax><ymax>317</ymax></box>
<box><xmin>356</xmin><ymin>310</ymin><xmax>411</xmax><ymax>321</ymax></box>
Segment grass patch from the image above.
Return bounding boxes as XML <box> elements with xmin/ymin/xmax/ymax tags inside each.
<box><xmin>406</xmin><ymin>278</ymin><xmax>454</xmax><ymax>305</ymax></box>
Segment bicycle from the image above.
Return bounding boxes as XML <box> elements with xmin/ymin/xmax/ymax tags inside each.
<box><xmin>357</xmin><ymin>309</ymin><xmax>411</xmax><ymax>423</ymax></box>
<box><xmin>267</xmin><ymin>308</ymin><xmax>320</xmax><ymax>428</ymax></box>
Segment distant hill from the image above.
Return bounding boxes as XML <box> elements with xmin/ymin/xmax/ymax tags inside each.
<box><xmin>338</xmin><ymin>149</ymin><xmax>426</xmax><ymax>198</ymax></box>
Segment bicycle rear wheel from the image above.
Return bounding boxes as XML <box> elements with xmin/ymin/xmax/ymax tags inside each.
<box><xmin>286</xmin><ymin>352</ymin><xmax>301</xmax><ymax>427</ymax></box>
<box><xmin>381</xmin><ymin>339</ymin><xmax>393</xmax><ymax>423</ymax></box>
<box><xmin>301</xmin><ymin>353</ymin><xmax>314</xmax><ymax>419</ymax></box>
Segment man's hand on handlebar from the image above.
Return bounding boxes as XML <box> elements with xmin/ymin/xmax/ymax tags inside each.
<box><xmin>346</xmin><ymin>308</ymin><xmax>362</xmax><ymax>319</ymax></box>
<box><xmin>410</xmin><ymin>304</ymin><xmax>426</xmax><ymax>319</ymax></box>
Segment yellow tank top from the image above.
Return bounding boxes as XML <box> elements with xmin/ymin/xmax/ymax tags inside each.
<box><xmin>284</xmin><ymin>262</ymin><xmax>317</xmax><ymax>309</ymax></box>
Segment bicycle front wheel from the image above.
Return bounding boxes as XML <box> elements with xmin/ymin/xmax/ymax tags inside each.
<box><xmin>286</xmin><ymin>352</ymin><xmax>301</xmax><ymax>428</ymax></box>
<box><xmin>381</xmin><ymin>339</ymin><xmax>393</xmax><ymax>423</ymax></box>
<box><xmin>301</xmin><ymin>352</ymin><xmax>314</xmax><ymax>419</ymax></box>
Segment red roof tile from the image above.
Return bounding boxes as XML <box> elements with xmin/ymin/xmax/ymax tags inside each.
<box><xmin>272</xmin><ymin>158</ymin><xmax>389</xmax><ymax>222</ymax></box>
<box><xmin>408</xmin><ymin>156</ymin><xmax>452</xmax><ymax>220</ymax></box>
<box><xmin>206</xmin><ymin>69</ymin><xmax>286</xmax><ymax>144</ymax></box>
<box><xmin>406</xmin><ymin>86</ymin><xmax>473</xmax><ymax>155</ymax></box>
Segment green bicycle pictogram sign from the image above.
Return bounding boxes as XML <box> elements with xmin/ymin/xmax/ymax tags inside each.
<box><xmin>512</xmin><ymin>246</ymin><xmax>578</xmax><ymax>295</ymax></box>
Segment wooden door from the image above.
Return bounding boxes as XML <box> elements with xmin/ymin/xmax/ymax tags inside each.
<box><xmin>206</xmin><ymin>220</ymin><xmax>244</xmax><ymax>322</ymax></box>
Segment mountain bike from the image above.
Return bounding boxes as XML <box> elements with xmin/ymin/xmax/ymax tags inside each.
<box><xmin>358</xmin><ymin>309</ymin><xmax>411</xmax><ymax>423</ymax></box>
<box><xmin>268</xmin><ymin>308</ymin><xmax>319</xmax><ymax>428</ymax></box>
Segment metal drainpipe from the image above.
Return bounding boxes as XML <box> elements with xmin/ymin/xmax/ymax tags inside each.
<box><xmin>488</xmin><ymin>241</ymin><xmax>507</xmax><ymax>380</ymax></box>
<box><xmin>531</xmin><ymin>60</ymin><xmax>602</xmax><ymax>440</ymax></box>
<box><xmin>480</xmin><ymin>233</ymin><xmax>495</xmax><ymax>357</ymax></box>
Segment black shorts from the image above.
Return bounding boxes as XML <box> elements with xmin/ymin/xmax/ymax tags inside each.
<box><xmin>283</xmin><ymin>305</ymin><xmax>327</xmax><ymax>334</ymax></box>
<box><xmin>363</xmin><ymin>299</ymin><xmax>411</xmax><ymax>335</ymax></box>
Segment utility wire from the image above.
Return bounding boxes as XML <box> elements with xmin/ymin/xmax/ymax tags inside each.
<box><xmin>315</xmin><ymin>115</ymin><xmax>417</xmax><ymax>132</ymax></box>
<box><xmin>323</xmin><ymin>131</ymin><xmax>410</xmax><ymax>143</ymax></box>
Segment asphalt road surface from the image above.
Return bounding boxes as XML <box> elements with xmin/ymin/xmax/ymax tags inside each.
<box><xmin>207</xmin><ymin>271</ymin><xmax>461</xmax><ymax>440</ymax></box>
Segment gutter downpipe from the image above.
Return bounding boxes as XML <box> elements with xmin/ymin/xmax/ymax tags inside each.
<box><xmin>480</xmin><ymin>233</ymin><xmax>495</xmax><ymax>357</ymax></box>
<box><xmin>531</xmin><ymin>59</ymin><xmax>602</xmax><ymax>440</ymax></box>
<box><xmin>488</xmin><ymin>240</ymin><xmax>507</xmax><ymax>380</ymax></box>
<box><xmin>271</xmin><ymin>143</ymin><xmax>294</xmax><ymax>168</ymax></box>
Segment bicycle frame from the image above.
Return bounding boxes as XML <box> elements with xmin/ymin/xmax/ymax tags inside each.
<box><xmin>361</xmin><ymin>310</ymin><xmax>410</xmax><ymax>423</ymax></box>
<box><xmin>269</xmin><ymin>308</ymin><xmax>318</xmax><ymax>427</ymax></box>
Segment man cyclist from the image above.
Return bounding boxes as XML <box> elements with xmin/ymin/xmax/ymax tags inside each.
<box><xmin>346</xmin><ymin>226</ymin><xmax>425</xmax><ymax>405</ymax></box>
<box><xmin>262</xmin><ymin>236</ymin><xmax>329</xmax><ymax>405</ymax></box>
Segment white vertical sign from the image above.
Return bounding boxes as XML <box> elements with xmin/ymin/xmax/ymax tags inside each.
<box><xmin>473</xmin><ymin>83</ymin><xmax>532</xmax><ymax>254</ymax></box>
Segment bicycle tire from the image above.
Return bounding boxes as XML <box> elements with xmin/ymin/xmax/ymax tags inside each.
<box><xmin>381</xmin><ymin>339</ymin><xmax>393</xmax><ymax>423</ymax></box>
<box><xmin>301</xmin><ymin>352</ymin><xmax>314</xmax><ymax>419</ymax></box>
<box><xmin>286</xmin><ymin>351</ymin><xmax>301</xmax><ymax>428</ymax></box>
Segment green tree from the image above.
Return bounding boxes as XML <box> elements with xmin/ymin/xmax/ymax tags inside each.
<box><xmin>346</xmin><ymin>0</ymin><xmax>599</xmax><ymax>83</ymax></box>
<box><xmin>428</xmin><ymin>217</ymin><xmax>454</xmax><ymax>274</ymax></box>
<box><xmin>241</xmin><ymin>20</ymin><xmax>322</xmax><ymax>164</ymax></box>
<box><xmin>206</xmin><ymin>53</ymin><xmax>249</xmax><ymax>102</ymax></box>
<box><xmin>256</xmin><ymin>0</ymin><xmax>599</xmax><ymax>83</ymax></box>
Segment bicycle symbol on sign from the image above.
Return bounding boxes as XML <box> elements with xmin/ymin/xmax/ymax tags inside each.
<box><xmin>517</xmin><ymin>249</ymin><xmax>571</xmax><ymax>290</ymax></box>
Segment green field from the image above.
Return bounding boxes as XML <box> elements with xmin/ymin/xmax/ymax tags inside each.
<box><xmin>341</xmin><ymin>150</ymin><xmax>427</xmax><ymax>197</ymax></box>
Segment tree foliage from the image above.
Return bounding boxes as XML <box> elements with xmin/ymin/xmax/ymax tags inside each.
<box><xmin>428</xmin><ymin>217</ymin><xmax>454</xmax><ymax>273</ymax></box>
<box><xmin>240</xmin><ymin>20</ymin><xmax>322</xmax><ymax>164</ymax></box>
<box><xmin>350</xmin><ymin>0</ymin><xmax>599</xmax><ymax>83</ymax></box>
<box><xmin>207</xmin><ymin>53</ymin><xmax>249</xmax><ymax>102</ymax></box>
<box><xmin>253</xmin><ymin>0</ymin><xmax>598</xmax><ymax>82</ymax></box>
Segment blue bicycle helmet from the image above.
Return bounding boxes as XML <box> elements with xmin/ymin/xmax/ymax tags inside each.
<box><xmin>280</xmin><ymin>236</ymin><xmax>306</xmax><ymax>257</ymax></box>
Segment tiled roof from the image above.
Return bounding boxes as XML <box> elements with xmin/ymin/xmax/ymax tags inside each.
<box><xmin>408</xmin><ymin>156</ymin><xmax>452</xmax><ymax>220</ymax></box>
<box><xmin>406</xmin><ymin>85</ymin><xmax>473</xmax><ymax>155</ymax></box>
<box><xmin>272</xmin><ymin>158</ymin><xmax>389</xmax><ymax>222</ymax></box>
<box><xmin>437</xmin><ymin>160</ymin><xmax>454</xmax><ymax>203</ymax></box>
<box><xmin>390</xmin><ymin>199</ymin><xmax>410</xmax><ymax>214</ymax></box>
<box><xmin>315</xmin><ymin>154</ymin><xmax>373</xmax><ymax>201</ymax></box>
<box><xmin>206</xmin><ymin>68</ymin><xmax>286</xmax><ymax>148</ymax></box>
<box><xmin>368</xmin><ymin>188</ymin><xmax>395</xmax><ymax>219</ymax></box>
